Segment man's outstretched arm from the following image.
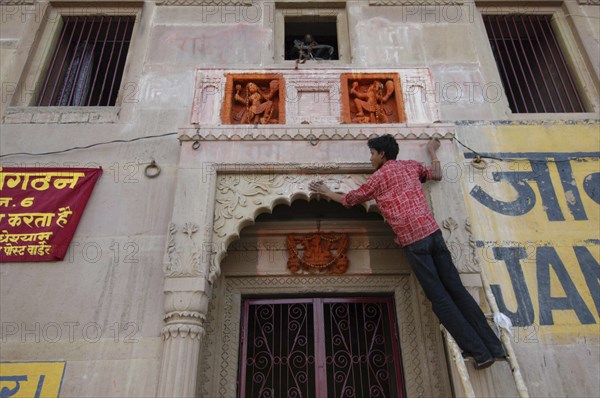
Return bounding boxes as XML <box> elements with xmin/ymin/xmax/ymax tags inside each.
<box><xmin>309</xmin><ymin>178</ymin><xmax>377</xmax><ymax>208</ymax></box>
<box><xmin>309</xmin><ymin>181</ymin><xmax>345</xmax><ymax>204</ymax></box>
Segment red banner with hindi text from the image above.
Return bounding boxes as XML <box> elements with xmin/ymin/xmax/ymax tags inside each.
<box><xmin>0</xmin><ymin>167</ymin><xmax>102</xmax><ymax>262</ymax></box>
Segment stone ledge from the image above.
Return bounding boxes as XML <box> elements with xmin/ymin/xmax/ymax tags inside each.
<box><xmin>155</xmin><ymin>0</ymin><xmax>252</xmax><ymax>5</ymax></box>
<box><xmin>178</xmin><ymin>124</ymin><xmax>455</xmax><ymax>142</ymax></box>
<box><xmin>2</xmin><ymin>107</ymin><xmax>120</xmax><ymax>124</ymax></box>
<box><xmin>0</xmin><ymin>0</ymin><xmax>35</xmax><ymax>4</ymax></box>
<box><xmin>369</xmin><ymin>0</ymin><xmax>464</xmax><ymax>4</ymax></box>
<box><xmin>454</xmin><ymin>118</ymin><xmax>600</xmax><ymax>126</ymax></box>
<box><xmin>0</xmin><ymin>40</ymin><xmax>19</xmax><ymax>50</ymax></box>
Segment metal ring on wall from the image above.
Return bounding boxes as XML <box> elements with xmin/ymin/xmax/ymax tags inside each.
<box><xmin>145</xmin><ymin>160</ymin><xmax>161</xmax><ymax>178</ymax></box>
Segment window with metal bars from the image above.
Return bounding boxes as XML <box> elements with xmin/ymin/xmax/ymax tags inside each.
<box><xmin>36</xmin><ymin>15</ymin><xmax>135</xmax><ymax>107</ymax></box>
<box><xmin>483</xmin><ymin>14</ymin><xmax>586</xmax><ymax>113</ymax></box>
<box><xmin>239</xmin><ymin>297</ymin><xmax>405</xmax><ymax>398</ymax></box>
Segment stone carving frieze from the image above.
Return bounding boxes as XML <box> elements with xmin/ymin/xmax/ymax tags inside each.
<box><xmin>190</xmin><ymin>68</ymin><xmax>442</xmax><ymax>126</ymax></box>
<box><xmin>164</xmin><ymin>222</ymin><xmax>204</xmax><ymax>277</ymax></box>
<box><xmin>208</xmin><ymin>171</ymin><xmax>479</xmax><ymax>281</ymax></box>
<box><xmin>209</xmin><ymin>173</ymin><xmax>376</xmax><ymax>283</ymax></box>
<box><xmin>179</xmin><ymin>126</ymin><xmax>454</xmax><ymax>142</ymax></box>
<box><xmin>441</xmin><ymin>216</ymin><xmax>480</xmax><ymax>273</ymax></box>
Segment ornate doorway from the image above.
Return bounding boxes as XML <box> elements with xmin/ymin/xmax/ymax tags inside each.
<box><xmin>239</xmin><ymin>297</ymin><xmax>405</xmax><ymax>398</ymax></box>
<box><xmin>196</xmin><ymin>199</ymin><xmax>452</xmax><ymax>398</ymax></box>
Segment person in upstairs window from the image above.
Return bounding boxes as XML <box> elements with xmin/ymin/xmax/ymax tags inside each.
<box><xmin>290</xmin><ymin>34</ymin><xmax>334</xmax><ymax>61</ymax></box>
<box><xmin>309</xmin><ymin>134</ymin><xmax>506</xmax><ymax>370</ymax></box>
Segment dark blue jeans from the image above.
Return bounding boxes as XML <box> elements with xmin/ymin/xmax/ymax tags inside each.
<box><xmin>405</xmin><ymin>230</ymin><xmax>505</xmax><ymax>363</ymax></box>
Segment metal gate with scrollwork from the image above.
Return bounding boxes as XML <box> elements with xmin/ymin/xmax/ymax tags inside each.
<box><xmin>239</xmin><ymin>297</ymin><xmax>405</xmax><ymax>398</ymax></box>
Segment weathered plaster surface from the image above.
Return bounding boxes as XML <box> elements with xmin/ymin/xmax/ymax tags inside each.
<box><xmin>0</xmin><ymin>1</ymin><xmax>598</xmax><ymax>397</ymax></box>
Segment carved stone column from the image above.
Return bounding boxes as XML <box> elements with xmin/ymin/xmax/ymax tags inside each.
<box><xmin>157</xmin><ymin>276</ymin><xmax>210</xmax><ymax>397</ymax></box>
<box><xmin>157</xmin><ymin>220</ymin><xmax>213</xmax><ymax>397</ymax></box>
<box><xmin>157</xmin><ymin>161</ymin><xmax>217</xmax><ymax>397</ymax></box>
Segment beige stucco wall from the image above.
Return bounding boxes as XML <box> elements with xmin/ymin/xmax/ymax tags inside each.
<box><xmin>1</xmin><ymin>1</ymin><xmax>598</xmax><ymax>397</ymax></box>
<box><xmin>1</xmin><ymin>2</ymin><xmax>179</xmax><ymax>397</ymax></box>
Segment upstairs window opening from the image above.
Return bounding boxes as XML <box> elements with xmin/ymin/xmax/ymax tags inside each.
<box><xmin>483</xmin><ymin>14</ymin><xmax>586</xmax><ymax>113</ymax></box>
<box><xmin>284</xmin><ymin>16</ymin><xmax>338</xmax><ymax>61</ymax></box>
<box><xmin>36</xmin><ymin>15</ymin><xmax>135</xmax><ymax>107</ymax></box>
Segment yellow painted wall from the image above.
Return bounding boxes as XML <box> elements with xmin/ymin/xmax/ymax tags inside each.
<box><xmin>0</xmin><ymin>362</ymin><xmax>65</xmax><ymax>397</ymax></box>
<box><xmin>463</xmin><ymin>124</ymin><xmax>599</xmax><ymax>343</ymax></box>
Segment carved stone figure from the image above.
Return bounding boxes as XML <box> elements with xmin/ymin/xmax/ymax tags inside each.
<box><xmin>233</xmin><ymin>81</ymin><xmax>278</xmax><ymax>124</ymax></box>
<box><xmin>350</xmin><ymin>80</ymin><xmax>394</xmax><ymax>123</ymax></box>
<box><xmin>222</xmin><ymin>74</ymin><xmax>285</xmax><ymax>124</ymax></box>
<box><xmin>341</xmin><ymin>73</ymin><xmax>406</xmax><ymax>124</ymax></box>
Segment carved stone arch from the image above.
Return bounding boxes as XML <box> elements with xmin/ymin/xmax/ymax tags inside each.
<box><xmin>208</xmin><ymin>172</ymin><xmax>379</xmax><ymax>283</ymax></box>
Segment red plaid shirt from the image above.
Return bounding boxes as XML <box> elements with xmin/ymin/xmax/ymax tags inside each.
<box><xmin>341</xmin><ymin>160</ymin><xmax>439</xmax><ymax>247</ymax></box>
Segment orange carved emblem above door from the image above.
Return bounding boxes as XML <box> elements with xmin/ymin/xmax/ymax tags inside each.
<box><xmin>286</xmin><ymin>233</ymin><xmax>349</xmax><ymax>274</ymax></box>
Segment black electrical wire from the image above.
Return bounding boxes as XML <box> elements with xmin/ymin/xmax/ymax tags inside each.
<box><xmin>1</xmin><ymin>130</ymin><xmax>596</xmax><ymax>165</ymax></box>
<box><xmin>0</xmin><ymin>132</ymin><xmax>178</xmax><ymax>159</ymax></box>
<box><xmin>453</xmin><ymin>136</ymin><xmax>503</xmax><ymax>161</ymax></box>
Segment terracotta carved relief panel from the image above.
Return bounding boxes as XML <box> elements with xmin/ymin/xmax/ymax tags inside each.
<box><xmin>341</xmin><ymin>73</ymin><xmax>406</xmax><ymax>124</ymax></box>
<box><xmin>221</xmin><ymin>74</ymin><xmax>285</xmax><ymax>124</ymax></box>
<box><xmin>286</xmin><ymin>232</ymin><xmax>349</xmax><ymax>274</ymax></box>
<box><xmin>192</xmin><ymin>69</ymin><xmax>440</xmax><ymax>126</ymax></box>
